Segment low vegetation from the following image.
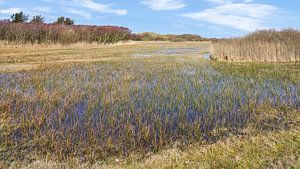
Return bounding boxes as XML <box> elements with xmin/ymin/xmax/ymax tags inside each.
<box><xmin>211</xmin><ymin>29</ymin><xmax>300</xmax><ymax>62</ymax></box>
<box><xmin>130</xmin><ymin>32</ymin><xmax>208</xmax><ymax>42</ymax></box>
<box><xmin>0</xmin><ymin>42</ymin><xmax>299</xmax><ymax>168</ymax></box>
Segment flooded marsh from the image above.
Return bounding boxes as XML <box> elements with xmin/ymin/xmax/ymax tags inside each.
<box><xmin>0</xmin><ymin>42</ymin><xmax>299</xmax><ymax>166</ymax></box>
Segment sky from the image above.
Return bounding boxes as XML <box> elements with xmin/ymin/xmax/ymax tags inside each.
<box><xmin>0</xmin><ymin>0</ymin><xmax>300</xmax><ymax>38</ymax></box>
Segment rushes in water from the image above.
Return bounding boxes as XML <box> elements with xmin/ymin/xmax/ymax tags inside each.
<box><xmin>0</xmin><ymin>56</ymin><xmax>299</xmax><ymax>163</ymax></box>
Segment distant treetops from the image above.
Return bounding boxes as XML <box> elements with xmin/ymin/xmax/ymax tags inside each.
<box><xmin>10</xmin><ymin>11</ymin><xmax>28</xmax><ymax>23</ymax></box>
<box><xmin>54</xmin><ymin>17</ymin><xmax>74</xmax><ymax>25</ymax></box>
<box><xmin>9</xmin><ymin>11</ymin><xmax>74</xmax><ymax>25</ymax></box>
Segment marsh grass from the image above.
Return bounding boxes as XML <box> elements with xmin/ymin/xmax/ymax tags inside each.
<box><xmin>0</xmin><ymin>42</ymin><xmax>299</xmax><ymax>168</ymax></box>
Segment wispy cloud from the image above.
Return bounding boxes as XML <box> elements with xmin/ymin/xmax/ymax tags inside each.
<box><xmin>204</xmin><ymin>0</ymin><xmax>228</xmax><ymax>4</ymax></box>
<box><xmin>205</xmin><ymin>0</ymin><xmax>253</xmax><ymax>4</ymax></box>
<box><xmin>33</xmin><ymin>6</ymin><xmax>52</xmax><ymax>13</ymax></box>
<box><xmin>74</xmin><ymin>0</ymin><xmax>127</xmax><ymax>15</ymax></box>
<box><xmin>0</xmin><ymin>6</ymin><xmax>53</xmax><ymax>20</ymax></box>
<box><xmin>66</xmin><ymin>8</ymin><xmax>91</xmax><ymax>19</ymax></box>
<box><xmin>41</xmin><ymin>0</ymin><xmax>127</xmax><ymax>16</ymax></box>
<box><xmin>182</xmin><ymin>1</ymin><xmax>279</xmax><ymax>31</ymax></box>
<box><xmin>0</xmin><ymin>8</ymin><xmax>22</xmax><ymax>14</ymax></box>
<box><xmin>141</xmin><ymin>0</ymin><xmax>186</xmax><ymax>11</ymax></box>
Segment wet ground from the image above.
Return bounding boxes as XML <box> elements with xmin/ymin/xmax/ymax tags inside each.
<box><xmin>132</xmin><ymin>47</ymin><xmax>210</xmax><ymax>59</ymax></box>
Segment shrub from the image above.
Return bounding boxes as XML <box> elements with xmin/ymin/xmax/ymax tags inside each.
<box><xmin>30</xmin><ymin>15</ymin><xmax>44</xmax><ymax>24</ymax></box>
<box><xmin>0</xmin><ymin>22</ymin><xmax>131</xmax><ymax>45</ymax></box>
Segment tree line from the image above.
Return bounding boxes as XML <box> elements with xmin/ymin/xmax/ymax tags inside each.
<box><xmin>0</xmin><ymin>11</ymin><xmax>130</xmax><ymax>45</ymax></box>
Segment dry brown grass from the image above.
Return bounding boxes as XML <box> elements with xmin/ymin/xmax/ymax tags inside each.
<box><xmin>211</xmin><ymin>29</ymin><xmax>300</xmax><ymax>62</ymax></box>
<box><xmin>0</xmin><ymin>41</ymin><xmax>209</xmax><ymax>72</ymax></box>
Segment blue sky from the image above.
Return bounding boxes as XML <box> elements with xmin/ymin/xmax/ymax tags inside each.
<box><xmin>0</xmin><ymin>0</ymin><xmax>300</xmax><ymax>38</ymax></box>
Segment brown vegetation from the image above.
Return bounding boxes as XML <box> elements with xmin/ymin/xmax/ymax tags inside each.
<box><xmin>0</xmin><ymin>22</ymin><xmax>131</xmax><ymax>45</ymax></box>
<box><xmin>210</xmin><ymin>29</ymin><xmax>300</xmax><ymax>62</ymax></box>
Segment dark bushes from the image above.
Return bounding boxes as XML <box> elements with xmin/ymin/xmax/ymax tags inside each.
<box><xmin>211</xmin><ymin>29</ymin><xmax>300</xmax><ymax>62</ymax></box>
<box><xmin>0</xmin><ymin>22</ymin><xmax>131</xmax><ymax>45</ymax></box>
<box><xmin>10</xmin><ymin>11</ymin><xmax>28</xmax><ymax>23</ymax></box>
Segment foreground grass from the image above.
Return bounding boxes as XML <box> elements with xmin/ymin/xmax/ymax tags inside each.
<box><xmin>9</xmin><ymin>126</ymin><xmax>300</xmax><ymax>169</ymax></box>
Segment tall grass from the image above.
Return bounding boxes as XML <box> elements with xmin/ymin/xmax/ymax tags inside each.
<box><xmin>0</xmin><ymin>22</ymin><xmax>131</xmax><ymax>45</ymax></box>
<box><xmin>211</xmin><ymin>29</ymin><xmax>300</xmax><ymax>62</ymax></box>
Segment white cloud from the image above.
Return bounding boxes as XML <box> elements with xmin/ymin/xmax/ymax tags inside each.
<box><xmin>0</xmin><ymin>8</ymin><xmax>22</xmax><ymax>14</ymax></box>
<box><xmin>205</xmin><ymin>0</ymin><xmax>229</xmax><ymax>4</ymax></box>
<box><xmin>141</xmin><ymin>0</ymin><xmax>186</xmax><ymax>11</ymax></box>
<box><xmin>205</xmin><ymin>0</ymin><xmax>253</xmax><ymax>4</ymax></box>
<box><xmin>66</xmin><ymin>8</ymin><xmax>91</xmax><ymax>19</ymax></box>
<box><xmin>33</xmin><ymin>6</ymin><xmax>52</xmax><ymax>13</ymax></box>
<box><xmin>182</xmin><ymin>2</ymin><xmax>279</xmax><ymax>31</ymax></box>
<box><xmin>74</xmin><ymin>0</ymin><xmax>127</xmax><ymax>15</ymax></box>
<box><xmin>41</xmin><ymin>0</ymin><xmax>127</xmax><ymax>16</ymax></box>
<box><xmin>0</xmin><ymin>7</ymin><xmax>52</xmax><ymax>20</ymax></box>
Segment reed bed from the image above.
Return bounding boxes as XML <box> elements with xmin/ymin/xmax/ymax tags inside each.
<box><xmin>211</xmin><ymin>29</ymin><xmax>300</xmax><ymax>62</ymax></box>
<box><xmin>0</xmin><ymin>43</ymin><xmax>299</xmax><ymax>167</ymax></box>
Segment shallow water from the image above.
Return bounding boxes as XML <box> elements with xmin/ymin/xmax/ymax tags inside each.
<box><xmin>132</xmin><ymin>47</ymin><xmax>203</xmax><ymax>58</ymax></box>
<box><xmin>203</xmin><ymin>53</ymin><xmax>211</xmax><ymax>60</ymax></box>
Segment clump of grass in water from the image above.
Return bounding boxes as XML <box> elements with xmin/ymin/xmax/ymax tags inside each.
<box><xmin>0</xmin><ymin>56</ymin><xmax>299</xmax><ymax>165</ymax></box>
